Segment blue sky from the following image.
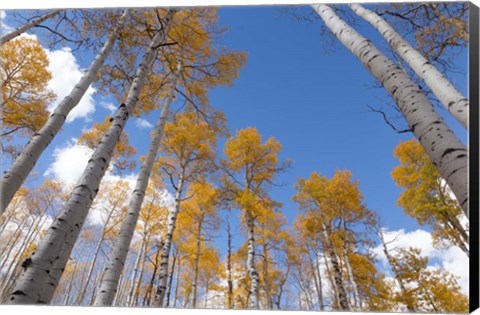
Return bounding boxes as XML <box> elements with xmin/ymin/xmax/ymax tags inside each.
<box><xmin>1</xmin><ymin>3</ymin><xmax>469</xmax><ymax>292</ymax></box>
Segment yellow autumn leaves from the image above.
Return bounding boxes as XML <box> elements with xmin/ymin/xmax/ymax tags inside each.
<box><xmin>1</xmin><ymin>37</ymin><xmax>55</xmax><ymax>141</ymax></box>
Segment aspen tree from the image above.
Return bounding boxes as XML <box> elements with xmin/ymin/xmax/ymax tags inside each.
<box><xmin>152</xmin><ymin>111</ymin><xmax>219</xmax><ymax>306</ymax></box>
<box><xmin>350</xmin><ymin>4</ymin><xmax>468</xmax><ymax>129</ymax></box>
<box><xmin>0</xmin><ymin>10</ymin><xmax>61</xmax><ymax>45</ymax></box>
<box><xmin>8</xmin><ymin>10</ymin><xmax>175</xmax><ymax>304</ymax></box>
<box><xmin>392</xmin><ymin>139</ymin><xmax>469</xmax><ymax>256</ymax></box>
<box><xmin>312</xmin><ymin>4</ymin><xmax>469</xmax><ymax>218</ymax></box>
<box><xmin>1</xmin><ymin>9</ymin><xmax>130</xmax><ymax>214</ymax></box>
<box><xmin>221</xmin><ymin>128</ymin><xmax>288</xmax><ymax>309</ymax></box>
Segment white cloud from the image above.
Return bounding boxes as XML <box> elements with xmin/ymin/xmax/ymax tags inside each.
<box><xmin>372</xmin><ymin>228</ymin><xmax>469</xmax><ymax>294</ymax></box>
<box><xmin>100</xmin><ymin>100</ymin><xmax>117</xmax><ymax>114</ymax></box>
<box><xmin>44</xmin><ymin>139</ymin><xmax>176</xmax><ymax>227</ymax></box>
<box><xmin>44</xmin><ymin>139</ymin><xmax>94</xmax><ymax>187</ymax></box>
<box><xmin>135</xmin><ymin>118</ymin><xmax>154</xmax><ymax>129</ymax></box>
<box><xmin>0</xmin><ymin>10</ymin><xmax>12</xmax><ymax>33</ymax></box>
<box><xmin>46</xmin><ymin>47</ymin><xmax>96</xmax><ymax>122</ymax></box>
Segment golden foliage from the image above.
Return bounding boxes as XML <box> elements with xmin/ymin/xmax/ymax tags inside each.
<box><xmin>1</xmin><ymin>37</ymin><xmax>55</xmax><ymax>139</ymax></box>
<box><xmin>78</xmin><ymin>116</ymin><xmax>137</xmax><ymax>173</ymax></box>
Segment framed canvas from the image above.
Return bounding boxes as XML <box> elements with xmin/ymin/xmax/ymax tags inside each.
<box><xmin>0</xmin><ymin>1</ymin><xmax>478</xmax><ymax>314</ymax></box>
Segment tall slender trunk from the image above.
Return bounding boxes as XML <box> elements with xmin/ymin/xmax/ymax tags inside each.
<box><xmin>343</xmin><ymin>247</ymin><xmax>361</xmax><ymax>310</ymax></box>
<box><xmin>8</xmin><ymin>12</ymin><xmax>174</xmax><ymax>305</ymax></box>
<box><xmin>192</xmin><ymin>216</ymin><xmax>204</xmax><ymax>308</ymax></box>
<box><xmin>261</xmin><ymin>227</ymin><xmax>272</xmax><ymax>309</ymax></box>
<box><xmin>274</xmin><ymin>265</ymin><xmax>289</xmax><ymax>310</ymax></box>
<box><xmin>152</xmin><ymin>172</ymin><xmax>185</xmax><ymax>307</ymax></box>
<box><xmin>173</xmin><ymin>256</ymin><xmax>181</xmax><ymax>307</ymax></box>
<box><xmin>88</xmin><ymin>267</ymin><xmax>105</xmax><ymax>305</ymax></box>
<box><xmin>0</xmin><ymin>215</ymin><xmax>31</xmax><ymax>271</ymax></box>
<box><xmin>94</xmin><ymin>61</ymin><xmax>180</xmax><ymax>306</ymax></box>
<box><xmin>0</xmin><ymin>9</ymin><xmax>130</xmax><ymax>214</ymax></box>
<box><xmin>350</xmin><ymin>4</ymin><xmax>469</xmax><ymax>129</ymax></box>
<box><xmin>321</xmin><ymin>251</ymin><xmax>338</xmax><ymax>309</ymax></box>
<box><xmin>0</xmin><ymin>10</ymin><xmax>62</xmax><ymax>45</ymax></box>
<box><xmin>226</xmin><ymin>219</ymin><xmax>233</xmax><ymax>309</ymax></box>
<box><xmin>378</xmin><ymin>229</ymin><xmax>417</xmax><ymax>312</ymax></box>
<box><xmin>246</xmin><ymin>212</ymin><xmax>259</xmax><ymax>309</ymax></box>
<box><xmin>203</xmin><ymin>279</ymin><xmax>209</xmax><ymax>307</ymax></box>
<box><xmin>320</xmin><ymin>223</ymin><xmax>349</xmax><ymax>311</ymax></box>
<box><xmin>0</xmin><ymin>210</ymin><xmax>47</xmax><ymax>291</ymax></box>
<box><xmin>165</xmin><ymin>249</ymin><xmax>177</xmax><ymax>307</ymax></box>
<box><xmin>308</xmin><ymin>249</ymin><xmax>323</xmax><ymax>311</ymax></box>
<box><xmin>76</xmin><ymin>203</ymin><xmax>118</xmax><ymax>304</ymax></box>
<box><xmin>143</xmin><ymin>241</ymin><xmax>162</xmax><ymax>306</ymax></box>
<box><xmin>313</xmin><ymin>249</ymin><xmax>324</xmax><ymax>311</ymax></box>
<box><xmin>443</xmin><ymin>216</ymin><xmax>469</xmax><ymax>257</ymax></box>
<box><xmin>62</xmin><ymin>261</ymin><xmax>79</xmax><ymax>305</ymax></box>
<box><xmin>312</xmin><ymin>4</ymin><xmax>469</xmax><ymax>218</ymax></box>
<box><xmin>133</xmin><ymin>241</ymin><xmax>148</xmax><ymax>306</ymax></box>
<box><xmin>125</xmin><ymin>236</ymin><xmax>146</xmax><ymax>306</ymax></box>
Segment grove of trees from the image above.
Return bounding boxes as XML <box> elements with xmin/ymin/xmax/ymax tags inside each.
<box><xmin>0</xmin><ymin>2</ymin><xmax>472</xmax><ymax>312</ymax></box>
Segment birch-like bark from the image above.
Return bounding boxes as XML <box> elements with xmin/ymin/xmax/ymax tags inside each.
<box><xmin>322</xmin><ymin>252</ymin><xmax>338</xmax><ymax>308</ymax></box>
<box><xmin>313</xmin><ymin>4</ymin><xmax>469</xmax><ymax>218</ymax></box>
<box><xmin>313</xmin><ymin>254</ymin><xmax>324</xmax><ymax>310</ymax></box>
<box><xmin>125</xmin><ymin>237</ymin><xmax>145</xmax><ymax>306</ymax></box>
<box><xmin>133</xmin><ymin>243</ymin><xmax>148</xmax><ymax>306</ymax></box>
<box><xmin>76</xmin><ymin>203</ymin><xmax>118</xmax><ymax>305</ymax></box>
<box><xmin>94</xmin><ymin>64</ymin><xmax>180</xmax><ymax>306</ymax></box>
<box><xmin>165</xmin><ymin>249</ymin><xmax>177</xmax><ymax>307</ymax></box>
<box><xmin>0</xmin><ymin>10</ymin><xmax>62</xmax><ymax>45</ymax></box>
<box><xmin>152</xmin><ymin>173</ymin><xmax>185</xmax><ymax>307</ymax></box>
<box><xmin>261</xmin><ymin>227</ymin><xmax>272</xmax><ymax>309</ymax></box>
<box><xmin>343</xmin><ymin>247</ymin><xmax>361</xmax><ymax>310</ymax></box>
<box><xmin>246</xmin><ymin>213</ymin><xmax>260</xmax><ymax>309</ymax></box>
<box><xmin>0</xmin><ymin>9</ymin><xmax>130</xmax><ymax>215</ymax></box>
<box><xmin>350</xmin><ymin>4</ymin><xmax>469</xmax><ymax>129</ymax></box>
<box><xmin>8</xmin><ymin>12</ymin><xmax>174</xmax><ymax>305</ymax></box>
<box><xmin>321</xmin><ymin>223</ymin><xmax>349</xmax><ymax>311</ymax></box>
<box><xmin>308</xmin><ymin>249</ymin><xmax>323</xmax><ymax>311</ymax></box>
<box><xmin>0</xmin><ymin>213</ymin><xmax>49</xmax><ymax>295</ymax></box>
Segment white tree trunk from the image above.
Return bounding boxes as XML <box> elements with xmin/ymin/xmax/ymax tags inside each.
<box><xmin>246</xmin><ymin>213</ymin><xmax>260</xmax><ymax>309</ymax></box>
<box><xmin>125</xmin><ymin>236</ymin><xmax>145</xmax><ymax>306</ymax></box>
<box><xmin>0</xmin><ymin>9</ymin><xmax>130</xmax><ymax>215</ymax></box>
<box><xmin>152</xmin><ymin>173</ymin><xmax>185</xmax><ymax>307</ymax></box>
<box><xmin>7</xmin><ymin>11</ymin><xmax>174</xmax><ymax>305</ymax></box>
<box><xmin>76</xmin><ymin>202</ymin><xmax>117</xmax><ymax>305</ymax></box>
<box><xmin>0</xmin><ymin>10</ymin><xmax>62</xmax><ymax>45</ymax></box>
<box><xmin>350</xmin><ymin>4</ymin><xmax>469</xmax><ymax>129</ymax></box>
<box><xmin>343</xmin><ymin>247</ymin><xmax>361</xmax><ymax>310</ymax></box>
<box><xmin>321</xmin><ymin>223</ymin><xmax>349</xmax><ymax>311</ymax></box>
<box><xmin>94</xmin><ymin>62</ymin><xmax>180</xmax><ymax>307</ymax></box>
<box><xmin>312</xmin><ymin>4</ymin><xmax>469</xmax><ymax>218</ymax></box>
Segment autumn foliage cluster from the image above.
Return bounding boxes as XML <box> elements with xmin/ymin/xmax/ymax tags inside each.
<box><xmin>0</xmin><ymin>3</ymin><xmax>470</xmax><ymax>312</ymax></box>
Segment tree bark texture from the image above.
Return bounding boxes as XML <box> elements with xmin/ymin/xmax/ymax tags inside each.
<box><xmin>350</xmin><ymin>4</ymin><xmax>469</xmax><ymax>129</ymax></box>
<box><xmin>0</xmin><ymin>9</ymin><xmax>130</xmax><ymax>214</ymax></box>
<box><xmin>312</xmin><ymin>4</ymin><xmax>469</xmax><ymax>218</ymax></box>
<box><xmin>8</xmin><ymin>10</ymin><xmax>173</xmax><ymax>305</ymax></box>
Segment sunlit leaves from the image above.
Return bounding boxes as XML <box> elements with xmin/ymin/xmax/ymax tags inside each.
<box><xmin>78</xmin><ymin>116</ymin><xmax>137</xmax><ymax>174</ymax></box>
<box><xmin>0</xmin><ymin>37</ymin><xmax>56</xmax><ymax>141</ymax></box>
<box><xmin>392</xmin><ymin>139</ymin><xmax>468</xmax><ymax>251</ymax></box>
